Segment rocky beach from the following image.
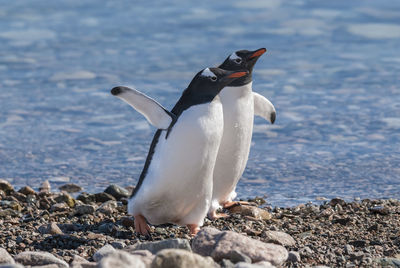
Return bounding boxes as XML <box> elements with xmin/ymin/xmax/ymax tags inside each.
<box><xmin>0</xmin><ymin>179</ymin><xmax>399</xmax><ymax>268</ymax></box>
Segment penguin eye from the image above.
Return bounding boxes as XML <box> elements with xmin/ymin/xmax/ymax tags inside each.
<box><xmin>234</xmin><ymin>58</ymin><xmax>242</xmax><ymax>64</ymax></box>
<box><xmin>210</xmin><ymin>76</ymin><xmax>217</xmax><ymax>82</ymax></box>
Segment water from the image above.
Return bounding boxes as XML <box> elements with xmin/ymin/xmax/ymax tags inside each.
<box><xmin>0</xmin><ymin>0</ymin><xmax>399</xmax><ymax>207</ymax></box>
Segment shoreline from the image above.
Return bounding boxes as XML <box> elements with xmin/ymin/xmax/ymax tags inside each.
<box><xmin>0</xmin><ymin>179</ymin><xmax>399</xmax><ymax>267</ymax></box>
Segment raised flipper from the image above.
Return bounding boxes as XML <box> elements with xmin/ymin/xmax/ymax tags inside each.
<box><xmin>253</xmin><ymin>92</ymin><xmax>276</xmax><ymax>124</ymax></box>
<box><xmin>111</xmin><ymin>86</ymin><xmax>175</xmax><ymax>129</ymax></box>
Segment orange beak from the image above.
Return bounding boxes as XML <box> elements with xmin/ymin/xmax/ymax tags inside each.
<box><xmin>228</xmin><ymin>71</ymin><xmax>248</xmax><ymax>78</ymax></box>
<box><xmin>249</xmin><ymin>48</ymin><xmax>267</xmax><ymax>59</ymax></box>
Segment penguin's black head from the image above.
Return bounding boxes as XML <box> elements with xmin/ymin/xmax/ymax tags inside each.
<box><xmin>219</xmin><ymin>48</ymin><xmax>266</xmax><ymax>86</ymax></box>
<box><xmin>183</xmin><ymin>67</ymin><xmax>248</xmax><ymax>105</ymax></box>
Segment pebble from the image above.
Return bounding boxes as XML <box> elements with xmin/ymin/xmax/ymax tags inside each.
<box><xmin>369</xmin><ymin>206</ymin><xmax>389</xmax><ymax>215</ymax></box>
<box><xmin>97</xmin><ymin>250</ymin><xmax>145</xmax><ymax>268</ymax></box>
<box><xmin>38</xmin><ymin>222</ymin><xmax>64</xmax><ymax>235</ymax></box>
<box><xmin>263</xmin><ymin>231</ymin><xmax>296</xmax><ymax>247</ymax></box>
<box><xmin>228</xmin><ymin>205</ymin><xmax>272</xmax><ymax>220</ymax></box>
<box><xmin>104</xmin><ymin>185</ymin><xmax>130</xmax><ymax>200</ymax></box>
<box><xmin>0</xmin><ymin>248</ymin><xmax>15</xmax><ymax>264</ymax></box>
<box><xmin>287</xmin><ymin>251</ymin><xmax>301</xmax><ymax>263</ymax></box>
<box><xmin>95</xmin><ymin>192</ymin><xmax>116</xmax><ymax>203</ymax></box>
<box><xmin>14</xmin><ymin>251</ymin><xmax>68</xmax><ymax>268</ymax></box>
<box><xmin>18</xmin><ymin>186</ymin><xmax>35</xmax><ymax>196</ymax></box>
<box><xmin>50</xmin><ymin>203</ymin><xmax>69</xmax><ymax>212</ymax></box>
<box><xmin>92</xmin><ymin>244</ymin><xmax>116</xmax><ymax>262</ymax></box>
<box><xmin>151</xmin><ymin>249</ymin><xmax>217</xmax><ymax>268</ymax></box>
<box><xmin>76</xmin><ymin>193</ymin><xmax>96</xmax><ymax>204</ymax></box>
<box><xmin>58</xmin><ymin>183</ymin><xmax>83</xmax><ymax>193</ymax></box>
<box><xmin>128</xmin><ymin>238</ymin><xmax>191</xmax><ymax>254</ymax></box>
<box><xmin>39</xmin><ymin>180</ymin><xmax>51</xmax><ymax>193</ymax></box>
<box><xmin>97</xmin><ymin>200</ymin><xmax>118</xmax><ymax>215</ymax></box>
<box><xmin>54</xmin><ymin>193</ymin><xmax>75</xmax><ymax>208</ymax></box>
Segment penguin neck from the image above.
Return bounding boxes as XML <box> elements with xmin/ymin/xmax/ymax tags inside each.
<box><xmin>220</xmin><ymin>81</ymin><xmax>253</xmax><ymax>98</ymax></box>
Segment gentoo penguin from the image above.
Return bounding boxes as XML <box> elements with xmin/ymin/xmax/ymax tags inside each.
<box><xmin>111</xmin><ymin>68</ymin><xmax>248</xmax><ymax>236</ymax></box>
<box><xmin>209</xmin><ymin>48</ymin><xmax>276</xmax><ymax>219</ymax></box>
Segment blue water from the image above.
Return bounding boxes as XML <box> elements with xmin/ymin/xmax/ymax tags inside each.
<box><xmin>0</xmin><ymin>0</ymin><xmax>399</xmax><ymax>206</ymax></box>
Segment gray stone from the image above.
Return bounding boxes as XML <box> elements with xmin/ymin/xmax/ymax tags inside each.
<box><xmin>125</xmin><ymin>250</ymin><xmax>154</xmax><ymax>267</ymax></box>
<box><xmin>0</xmin><ymin>179</ymin><xmax>13</xmax><ymax>194</ymax></box>
<box><xmin>0</xmin><ymin>248</ymin><xmax>15</xmax><ymax>264</ymax></box>
<box><xmin>14</xmin><ymin>251</ymin><xmax>68</xmax><ymax>268</ymax></box>
<box><xmin>0</xmin><ymin>209</ymin><xmax>19</xmax><ymax>217</ymax></box>
<box><xmin>93</xmin><ymin>244</ymin><xmax>116</xmax><ymax>262</ymax></box>
<box><xmin>97</xmin><ymin>200</ymin><xmax>118</xmax><ymax>215</ymax></box>
<box><xmin>111</xmin><ymin>241</ymin><xmax>126</xmax><ymax>249</ymax></box>
<box><xmin>39</xmin><ymin>180</ymin><xmax>51</xmax><ymax>193</ymax></box>
<box><xmin>129</xmin><ymin>238</ymin><xmax>191</xmax><ymax>254</ymax></box>
<box><xmin>151</xmin><ymin>249</ymin><xmax>217</xmax><ymax>268</ymax></box>
<box><xmin>225</xmin><ymin>250</ymin><xmax>251</xmax><ymax>264</ymax></box>
<box><xmin>377</xmin><ymin>257</ymin><xmax>400</xmax><ymax>267</ymax></box>
<box><xmin>193</xmin><ymin>228</ymin><xmax>287</xmax><ymax>266</ymax></box>
<box><xmin>344</xmin><ymin>244</ymin><xmax>353</xmax><ymax>255</ymax></box>
<box><xmin>104</xmin><ymin>184</ymin><xmax>130</xmax><ymax>200</ymax></box>
<box><xmin>54</xmin><ymin>192</ymin><xmax>75</xmax><ymax>207</ymax></box>
<box><xmin>38</xmin><ymin>222</ymin><xmax>63</xmax><ymax>235</ymax></box>
<box><xmin>58</xmin><ymin>183</ymin><xmax>83</xmax><ymax>193</ymax></box>
<box><xmin>263</xmin><ymin>231</ymin><xmax>296</xmax><ymax>247</ymax></box>
<box><xmin>76</xmin><ymin>193</ymin><xmax>96</xmax><ymax>204</ymax></box>
<box><xmin>94</xmin><ymin>192</ymin><xmax>116</xmax><ymax>203</ymax></box>
<box><xmin>287</xmin><ymin>251</ymin><xmax>301</xmax><ymax>262</ymax></box>
<box><xmin>0</xmin><ymin>264</ymin><xmax>24</xmax><ymax>268</ymax></box>
<box><xmin>75</xmin><ymin>204</ymin><xmax>96</xmax><ymax>215</ymax></box>
<box><xmin>228</xmin><ymin>205</ymin><xmax>272</xmax><ymax>220</ymax></box>
<box><xmin>234</xmin><ymin>261</ymin><xmax>275</xmax><ymax>268</ymax></box>
<box><xmin>50</xmin><ymin>203</ymin><xmax>69</xmax><ymax>212</ymax></box>
<box><xmin>98</xmin><ymin>250</ymin><xmax>145</xmax><ymax>268</ymax></box>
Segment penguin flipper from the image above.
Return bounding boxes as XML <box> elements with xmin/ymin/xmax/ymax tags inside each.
<box><xmin>253</xmin><ymin>92</ymin><xmax>276</xmax><ymax>124</ymax></box>
<box><xmin>111</xmin><ymin>86</ymin><xmax>175</xmax><ymax>129</ymax></box>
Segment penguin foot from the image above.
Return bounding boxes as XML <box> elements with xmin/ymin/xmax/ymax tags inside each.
<box><xmin>208</xmin><ymin>210</ymin><xmax>229</xmax><ymax>220</ymax></box>
<box><xmin>134</xmin><ymin>214</ymin><xmax>151</xmax><ymax>236</ymax></box>
<box><xmin>223</xmin><ymin>201</ymin><xmax>251</xmax><ymax>209</ymax></box>
<box><xmin>187</xmin><ymin>224</ymin><xmax>200</xmax><ymax>237</ymax></box>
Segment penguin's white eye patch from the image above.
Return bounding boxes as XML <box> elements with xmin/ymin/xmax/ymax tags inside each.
<box><xmin>201</xmin><ymin>68</ymin><xmax>217</xmax><ymax>81</ymax></box>
<box><xmin>229</xmin><ymin>52</ymin><xmax>242</xmax><ymax>64</ymax></box>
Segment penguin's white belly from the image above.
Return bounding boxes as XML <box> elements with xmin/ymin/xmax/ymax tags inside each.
<box><xmin>212</xmin><ymin>83</ymin><xmax>254</xmax><ymax>208</ymax></box>
<box><xmin>129</xmin><ymin>99</ymin><xmax>223</xmax><ymax>226</ymax></box>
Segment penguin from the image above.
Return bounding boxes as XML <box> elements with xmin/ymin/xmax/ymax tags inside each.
<box><xmin>111</xmin><ymin>68</ymin><xmax>248</xmax><ymax>236</ymax></box>
<box><xmin>208</xmin><ymin>48</ymin><xmax>276</xmax><ymax>219</ymax></box>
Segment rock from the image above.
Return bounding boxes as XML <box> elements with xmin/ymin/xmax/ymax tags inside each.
<box><xmin>39</xmin><ymin>180</ymin><xmax>51</xmax><ymax>193</ymax></box>
<box><xmin>58</xmin><ymin>183</ymin><xmax>83</xmax><ymax>193</ymax></box>
<box><xmin>128</xmin><ymin>238</ymin><xmax>191</xmax><ymax>254</ymax></box>
<box><xmin>0</xmin><ymin>264</ymin><xmax>24</xmax><ymax>268</ymax></box>
<box><xmin>329</xmin><ymin>198</ymin><xmax>346</xmax><ymax>207</ymax></box>
<box><xmin>192</xmin><ymin>227</ymin><xmax>224</xmax><ymax>256</ymax></box>
<box><xmin>193</xmin><ymin>228</ymin><xmax>287</xmax><ymax>266</ymax></box>
<box><xmin>377</xmin><ymin>257</ymin><xmax>400</xmax><ymax>267</ymax></box>
<box><xmin>228</xmin><ymin>205</ymin><xmax>272</xmax><ymax>220</ymax></box>
<box><xmin>10</xmin><ymin>192</ymin><xmax>26</xmax><ymax>203</ymax></box>
<box><xmin>369</xmin><ymin>206</ymin><xmax>389</xmax><ymax>215</ymax></box>
<box><xmin>70</xmin><ymin>255</ymin><xmax>89</xmax><ymax>265</ymax></box>
<box><xmin>120</xmin><ymin>216</ymin><xmax>135</xmax><ymax>228</ymax></box>
<box><xmin>225</xmin><ymin>250</ymin><xmax>251</xmax><ymax>264</ymax></box>
<box><xmin>0</xmin><ymin>208</ymin><xmax>19</xmax><ymax>217</ymax></box>
<box><xmin>299</xmin><ymin>247</ymin><xmax>313</xmax><ymax>257</ymax></box>
<box><xmin>94</xmin><ymin>192</ymin><xmax>116</xmax><ymax>203</ymax></box>
<box><xmin>14</xmin><ymin>251</ymin><xmax>68</xmax><ymax>268</ymax></box>
<box><xmin>54</xmin><ymin>193</ymin><xmax>75</xmax><ymax>207</ymax></box>
<box><xmin>0</xmin><ymin>248</ymin><xmax>15</xmax><ymax>264</ymax></box>
<box><xmin>0</xmin><ymin>179</ymin><xmax>13</xmax><ymax>194</ymax></box>
<box><xmin>104</xmin><ymin>185</ymin><xmax>130</xmax><ymax>200</ymax></box>
<box><xmin>151</xmin><ymin>249</ymin><xmax>217</xmax><ymax>268</ymax></box>
<box><xmin>344</xmin><ymin>244</ymin><xmax>353</xmax><ymax>255</ymax></box>
<box><xmin>287</xmin><ymin>251</ymin><xmax>301</xmax><ymax>262</ymax></box>
<box><xmin>93</xmin><ymin>244</ymin><xmax>116</xmax><ymax>262</ymax></box>
<box><xmin>349</xmin><ymin>240</ymin><xmax>367</xmax><ymax>248</ymax></box>
<box><xmin>76</xmin><ymin>193</ymin><xmax>96</xmax><ymax>204</ymax></box>
<box><xmin>221</xmin><ymin>259</ymin><xmax>235</xmax><ymax>268</ymax></box>
<box><xmin>97</xmin><ymin>200</ymin><xmax>118</xmax><ymax>215</ymax></box>
<box><xmin>126</xmin><ymin>250</ymin><xmax>154</xmax><ymax>267</ymax></box>
<box><xmin>111</xmin><ymin>241</ymin><xmax>126</xmax><ymax>249</ymax></box>
<box><xmin>234</xmin><ymin>261</ymin><xmax>275</xmax><ymax>268</ymax></box>
<box><xmin>98</xmin><ymin>250</ymin><xmax>145</xmax><ymax>268</ymax></box>
<box><xmin>98</xmin><ymin>223</ymin><xmax>117</xmax><ymax>234</ymax></box>
<box><xmin>38</xmin><ymin>222</ymin><xmax>63</xmax><ymax>235</ymax></box>
<box><xmin>50</xmin><ymin>203</ymin><xmax>69</xmax><ymax>212</ymax></box>
<box><xmin>263</xmin><ymin>231</ymin><xmax>296</xmax><ymax>247</ymax></box>
<box><xmin>0</xmin><ymin>200</ymin><xmax>22</xmax><ymax>211</ymax></box>
<box><xmin>75</xmin><ymin>204</ymin><xmax>96</xmax><ymax>215</ymax></box>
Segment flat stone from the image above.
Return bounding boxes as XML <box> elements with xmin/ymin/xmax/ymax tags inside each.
<box><xmin>263</xmin><ymin>231</ymin><xmax>296</xmax><ymax>247</ymax></box>
<box><xmin>75</xmin><ymin>204</ymin><xmax>96</xmax><ymax>215</ymax></box>
<box><xmin>50</xmin><ymin>203</ymin><xmax>69</xmax><ymax>212</ymax></box>
<box><xmin>151</xmin><ymin>249</ymin><xmax>217</xmax><ymax>268</ymax></box>
<box><xmin>0</xmin><ymin>179</ymin><xmax>13</xmax><ymax>194</ymax></box>
<box><xmin>38</xmin><ymin>222</ymin><xmax>63</xmax><ymax>235</ymax></box>
<box><xmin>14</xmin><ymin>251</ymin><xmax>68</xmax><ymax>268</ymax></box>
<box><xmin>191</xmin><ymin>227</ymin><xmax>224</xmax><ymax>256</ymax></box>
<box><xmin>0</xmin><ymin>248</ymin><xmax>15</xmax><ymax>264</ymax></box>
<box><xmin>228</xmin><ymin>205</ymin><xmax>272</xmax><ymax>220</ymax></box>
<box><xmin>93</xmin><ymin>244</ymin><xmax>116</xmax><ymax>262</ymax></box>
<box><xmin>377</xmin><ymin>257</ymin><xmax>400</xmax><ymax>267</ymax></box>
<box><xmin>18</xmin><ymin>186</ymin><xmax>35</xmax><ymax>195</ymax></box>
<box><xmin>94</xmin><ymin>192</ymin><xmax>116</xmax><ymax>203</ymax></box>
<box><xmin>104</xmin><ymin>185</ymin><xmax>130</xmax><ymax>200</ymax></box>
<box><xmin>193</xmin><ymin>227</ymin><xmax>287</xmax><ymax>266</ymax></box>
<box><xmin>58</xmin><ymin>183</ymin><xmax>83</xmax><ymax>193</ymax></box>
<box><xmin>128</xmin><ymin>238</ymin><xmax>191</xmax><ymax>254</ymax></box>
<box><xmin>97</xmin><ymin>250</ymin><xmax>145</xmax><ymax>268</ymax></box>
